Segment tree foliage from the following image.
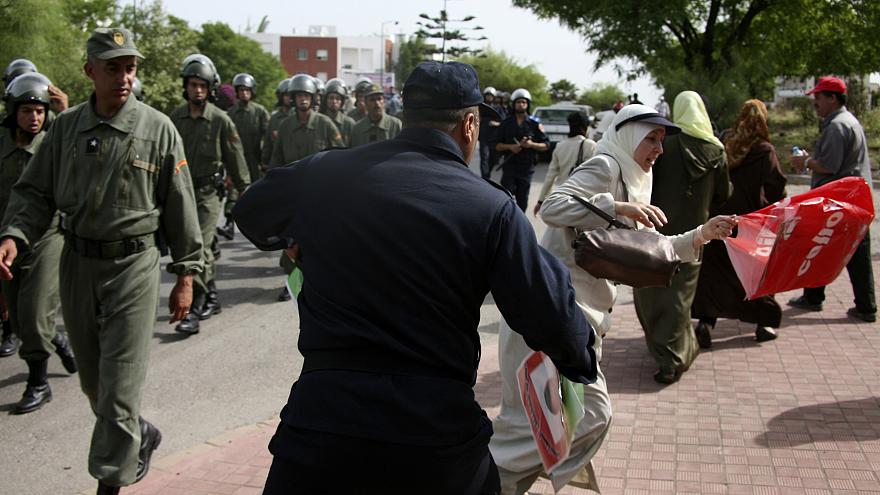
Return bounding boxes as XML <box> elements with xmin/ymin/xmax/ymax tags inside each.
<box><xmin>578</xmin><ymin>83</ymin><xmax>625</xmax><ymax>111</ymax></box>
<box><xmin>512</xmin><ymin>0</ymin><xmax>880</xmax><ymax>126</ymax></box>
<box><xmin>394</xmin><ymin>36</ymin><xmax>430</xmax><ymax>88</ymax></box>
<box><xmin>548</xmin><ymin>79</ymin><xmax>578</xmax><ymax>102</ymax></box>
<box><xmin>415</xmin><ymin>10</ymin><xmax>487</xmax><ymax>61</ymax></box>
<box><xmin>197</xmin><ymin>22</ymin><xmax>289</xmax><ymax>109</ymax></box>
<box><xmin>457</xmin><ymin>48</ymin><xmax>550</xmax><ymax>107</ymax></box>
<box><xmin>117</xmin><ymin>1</ymin><xmax>199</xmax><ymax>115</ymax></box>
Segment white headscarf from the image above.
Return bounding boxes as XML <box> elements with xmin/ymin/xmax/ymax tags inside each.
<box><xmin>594</xmin><ymin>104</ymin><xmax>665</xmax><ymax>204</ymax></box>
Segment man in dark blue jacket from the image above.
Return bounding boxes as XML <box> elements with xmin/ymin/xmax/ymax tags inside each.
<box><xmin>234</xmin><ymin>61</ymin><xmax>596</xmax><ymax>495</ymax></box>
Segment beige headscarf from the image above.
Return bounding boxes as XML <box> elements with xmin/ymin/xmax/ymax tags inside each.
<box><xmin>673</xmin><ymin>91</ymin><xmax>723</xmax><ymax>148</ymax></box>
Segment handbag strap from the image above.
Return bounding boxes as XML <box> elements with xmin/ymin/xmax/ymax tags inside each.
<box><xmin>567</xmin><ymin>194</ymin><xmax>632</xmax><ymax>230</ymax></box>
<box><xmin>574</xmin><ymin>140</ymin><xmax>585</xmax><ymax>169</ymax></box>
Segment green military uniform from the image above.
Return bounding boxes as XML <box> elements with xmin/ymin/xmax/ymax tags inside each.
<box><xmin>226</xmin><ymin>100</ymin><xmax>268</xmax><ymax>216</ymax></box>
<box><xmin>347</xmin><ymin>107</ymin><xmax>365</xmax><ymax>122</ymax></box>
<box><xmin>1</xmin><ymin>92</ymin><xmax>204</xmax><ymax>485</ymax></box>
<box><xmin>323</xmin><ymin>110</ymin><xmax>356</xmax><ymax>146</ymax></box>
<box><xmin>0</xmin><ymin>130</ymin><xmax>63</xmax><ymax>363</ymax></box>
<box><xmin>349</xmin><ymin>113</ymin><xmax>402</xmax><ymax>147</ymax></box>
<box><xmin>170</xmin><ymin>101</ymin><xmax>249</xmax><ymax>295</ymax></box>
<box><xmin>261</xmin><ymin>107</ymin><xmax>291</xmax><ymax>166</ymax></box>
<box><xmin>269</xmin><ymin>110</ymin><xmax>343</xmax><ymax>167</ymax></box>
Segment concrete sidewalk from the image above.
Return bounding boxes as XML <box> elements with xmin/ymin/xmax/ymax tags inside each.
<box><xmin>107</xmin><ymin>257</ymin><xmax>880</xmax><ymax>495</ymax></box>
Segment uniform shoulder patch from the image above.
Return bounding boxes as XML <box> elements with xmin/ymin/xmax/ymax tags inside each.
<box><xmin>175</xmin><ymin>159</ymin><xmax>188</xmax><ymax>174</ymax></box>
<box><xmin>229</xmin><ymin>132</ymin><xmax>240</xmax><ymax>144</ymax></box>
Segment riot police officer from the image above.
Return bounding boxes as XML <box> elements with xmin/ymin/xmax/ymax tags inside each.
<box><xmin>221</xmin><ymin>73</ymin><xmax>269</xmax><ymax>240</ymax></box>
<box><xmin>320</xmin><ymin>78</ymin><xmax>355</xmax><ymax>145</ymax></box>
<box><xmin>269</xmin><ymin>73</ymin><xmax>342</xmax><ymax>301</ymax></box>
<box><xmin>170</xmin><ymin>54</ymin><xmax>250</xmax><ymax>334</ymax></box>
<box><xmin>477</xmin><ymin>86</ymin><xmax>502</xmax><ymax>179</ymax></box>
<box><xmin>262</xmin><ymin>78</ymin><xmax>294</xmax><ymax>167</ymax></box>
<box><xmin>494</xmin><ymin>88</ymin><xmax>548</xmax><ymax>212</ymax></box>
<box><xmin>349</xmin><ymin>83</ymin><xmax>402</xmax><ymax>147</ymax></box>
<box><xmin>131</xmin><ymin>77</ymin><xmax>145</xmax><ymax>101</ymax></box>
<box><xmin>0</xmin><ymin>72</ymin><xmax>77</xmax><ymax>415</ymax></box>
<box><xmin>347</xmin><ymin>77</ymin><xmax>373</xmax><ymax>122</ymax></box>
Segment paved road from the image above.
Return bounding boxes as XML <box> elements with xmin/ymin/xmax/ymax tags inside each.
<box><xmin>1</xmin><ymin>156</ymin><xmax>876</xmax><ymax>494</ymax></box>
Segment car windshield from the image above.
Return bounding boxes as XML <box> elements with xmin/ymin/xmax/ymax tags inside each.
<box><xmin>534</xmin><ymin>108</ymin><xmax>586</xmax><ymax>124</ymax></box>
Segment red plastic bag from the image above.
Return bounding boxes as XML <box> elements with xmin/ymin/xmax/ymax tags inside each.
<box><xmin>724</xmin><ymin>177</ymin><xmax>874</xmax><ymax>300</ymax></box>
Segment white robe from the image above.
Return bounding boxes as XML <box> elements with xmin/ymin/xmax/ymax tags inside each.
<box><xmin>489</xmin><ymin>154</ymin><xmax>702</xmax><ymax>494</ymax></box>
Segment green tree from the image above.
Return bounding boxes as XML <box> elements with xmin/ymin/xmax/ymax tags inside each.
<box><xmin>548</xmin><ymin>79</ymin><xmax>578</xmax><ymax>102</ymax></box>
<box><xmin>394</xmin><ymin>36</ymin><xmax>429</xmax><ymax>87</ymax></box>
<box><xmin>578</xmin><ymin>83</ymin><xmax>625</xmax><ymax>110</ymax></box>
<box><xmin>196</xmin><ymin>22</ymin><xmax>288</xmax><ymax>109</ymax></box>
<box><xmin>512</xmin><ymin>0</ymin><xmax>880</xmax><ymax>127</ymax></box>
<box><xmin>457</xmin><ymin>48</ymin><xmax>550</xmax><ymax>107</ymax></box>
<box><xmin>415</xmin><ymin>9</ymin><xmax>487</xmax><ymax>61</ymax></box>
<box><xmin>0</xmin><ymin>0</ymin><xmax>95</xmax><ymax>106</ymax></box>
<box><xmin>117</xmin><ymin>1</ymin><xmax>200</xmax><ymax>115</ymax></box>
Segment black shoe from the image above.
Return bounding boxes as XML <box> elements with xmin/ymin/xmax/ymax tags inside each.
<box><xmin>135</xmin><ymin>418</ymin><xmax>162</xmax><ymax>483</ymax></box>
<box><xmin>755</xmin><ymin>326</ymin><xmax>778</xmax><ymax>342</ymax></box>
<box><xmin>13</xmin><ymin>384</ymin><xmax>52</xmax><ymax>414</ymax></box>
<box><xmin>695</xmin><ymin>321</ymin><xmax>713</xmax><ymax>349</ymax></box>
<box><xmin>96</xmin><ymin>482</ymin><xmax>120</xmax><ymax>495</ymax></box>
<box><xmin>216</xmin><ymin>220</ymin><xmax>235</xmax><ymax>241</ymax></box>
<box><xmin>653</xmin><ymin>367</ymin><xmax>682</xmax><ymax>385</ymax></box>
<box><xmin>174</xmin><ymin>312</ymin><xmax>200</xmax><ymax>335</ymax></box>
<box><xmin>0</xmin><ymin>332</ymin><xmax>20</xmax><ymax>357</ymax></box>
<box><xmin>51</xmin><ymin>330</ymin><xmax>78</xmax><ymax>374</ymax></box>
<box><xmin>788</xmin><ymin>295</ymin><xmax>822</xmax><ymax>311</ymax></box>
<box><xmin>277</xmin><ymin>286</ymin><xmax>292</xmax><ymax>302</ymax></box>
<box><xmin>198</xmin><ymin>280</ymin><xmax>222</xmax><ymax>320</ymax></box>
<box><xmin>846</xmin><ymin>307</ymin><xmax>876</xmax><ymax>323</ymax></box>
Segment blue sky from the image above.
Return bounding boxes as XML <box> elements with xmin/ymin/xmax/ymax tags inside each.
<box><xmin>159</xmin><ymin>0</ymin><xmax>663</xmax><ymax>107</ymax></box>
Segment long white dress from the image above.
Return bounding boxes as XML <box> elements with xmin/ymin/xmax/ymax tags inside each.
<box><xmin>489</xmin><ymin>154</ymin><xmax>702</xmax><ymax>494</ymax></box>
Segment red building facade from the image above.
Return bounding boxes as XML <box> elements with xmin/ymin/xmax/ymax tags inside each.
<box><xmin>279</xmin><ymin>36</ymin><xmax>338</xmax><ymax>80</ymax></box>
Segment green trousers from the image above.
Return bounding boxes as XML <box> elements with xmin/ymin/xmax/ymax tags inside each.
<box><xmin>60</xmin><ymin>245</ymin><xmax>160</xmax><ymax>486</ymax></box>
<box><xmin>1</xmin><ymin>227</ymin><xmax>63</xmax><ymax>361</ymax></box>
<box><xmin>194</xmin><ymin>184</ymin><xmax>221</xmax><ymax>295</ymax></box>
<box><xmin>633</xmin><ymin>262</ymin><xmax>701</xmax><ymax>373</ymax></box>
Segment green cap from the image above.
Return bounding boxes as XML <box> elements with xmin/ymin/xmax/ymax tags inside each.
<box><xmin>87</xmin><ymin>27</ymin><xmax>144</xmax><ymax>60</ymax></box>
<box><xmin>365</xmin><ymin>83</ymin><xmax>383</xmax><ymax>97</ymax></box>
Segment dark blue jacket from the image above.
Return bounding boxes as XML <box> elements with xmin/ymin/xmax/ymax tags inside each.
<box><xmin>495</xmin><ymin>114</ymin><xmax>547</xmax><ymax>177</ymax></box>
<box><xmin>234</xmin><ymin>127</ymin><xmax>595</xmax><ymax>448</ymax></box>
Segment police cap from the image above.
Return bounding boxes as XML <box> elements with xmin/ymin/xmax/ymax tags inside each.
<box><xmin>402</xmin><ymin>61</ymin><xmax>500</xmax><ymax>120</ymax></box>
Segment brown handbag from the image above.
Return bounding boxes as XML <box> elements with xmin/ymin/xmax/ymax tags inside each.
<box><xmin>568</xmin><ymin>194</ymin><xmax>681</xmax><ymax>288</ymax></box>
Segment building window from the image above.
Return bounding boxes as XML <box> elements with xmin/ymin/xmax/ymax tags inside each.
<box><xmin>316</xmin><ymin>49</ymin><xmax>329</xmax><ymax>61</ymax></box>
<box><xmin>297</xmin><ymin>48</ymin><xmax>308</xmax><ymax>60</ymax></box>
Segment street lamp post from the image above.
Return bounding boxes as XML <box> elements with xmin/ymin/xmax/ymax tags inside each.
<box><xmin>380</xmin><ymin>20</ymin><xmax>399</xmax><ymax>93</ymax></box>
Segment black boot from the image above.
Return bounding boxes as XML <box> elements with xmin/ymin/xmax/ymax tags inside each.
<box><xmin>216</xmin><ymin>215</ymin><xmax>235</xmax><ymax>240</ymax></box>
<box><xmin>0</xmin><ymin>320</ymin><xmax>20</xmax><ymax>357</ymax></box>
<box><xmin>277</xmin><ymin>286</ymin><xmax>292</xmax><ymax>302</ymax></box>
<box><xmin>96</xmin><ymin>482</ymin><xmax>120</xmax><ymax>495</ymax></box>
<box><xmin>211</xmin><ymin>235</ymin><xmax>221</xmax><ymax>260</ymax></box>
<box><xmin>13</xmin><ymin>359</ymin><xmax>52</xmax><ymax>414</ymax></box>
<box><xmin>175</xmin><ymin>293</ymin><xmax>204</xmax><ymax>335</ymax></box>
<box><xmin>135</xmin><ymin>417</ymin><xmax>162</xmax><ymax>483</ymax></box>
<box><xmin>198</xmin><ymin>279</ymin><xmax>222</xmax><ymax>320</ymax></box>
<box><xmin>51</xmin><ymin>329</ymin><xmax>78</xmax><ymax>374</ymax></box>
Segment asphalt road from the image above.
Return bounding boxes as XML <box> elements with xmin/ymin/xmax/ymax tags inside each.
<box><xmin>0</xmin><ymin>157</ymin><xmax>876</xmax><ymax>494</ymax></box>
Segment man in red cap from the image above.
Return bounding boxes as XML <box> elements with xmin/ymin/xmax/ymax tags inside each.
<box><xmin>789</xmin><ymin>76</ymin><xmax>876</xmax><ymax>323</ymax></box>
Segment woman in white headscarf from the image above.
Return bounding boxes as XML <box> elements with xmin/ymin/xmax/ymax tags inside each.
<box><xmin>489</xmin><ymin>104</ymin><xmax>737</xmax><ymax>494</ymax></box>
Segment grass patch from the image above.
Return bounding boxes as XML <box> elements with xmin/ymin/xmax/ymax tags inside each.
<box><xmin>768</xmin><ymin>103</ymin><xmax>880</xmax><ymax>179</ymax></box>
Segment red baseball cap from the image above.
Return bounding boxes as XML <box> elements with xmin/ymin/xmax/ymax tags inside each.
<box><xmin>806</xmin><ymin>76</ymin><xmax>847</xmax><ymax>95</ymax></box>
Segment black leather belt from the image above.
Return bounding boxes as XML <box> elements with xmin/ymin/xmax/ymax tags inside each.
<box><xmin>63</xmin><ymin>231</ymin><xmax>156</xmax><ymax>259</ymax></box>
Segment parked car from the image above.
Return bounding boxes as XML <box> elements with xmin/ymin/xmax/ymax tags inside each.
<box><xmin>532</xmin><ymin>102</ymin><xmax>594</xmax><ymax>160</ymax></box>
<box><xmin>590</xmin><ymin>109</ymin><xmax>615</xmax><ymax>141</ymax></box>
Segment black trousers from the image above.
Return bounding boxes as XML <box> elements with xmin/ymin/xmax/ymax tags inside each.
<box><xmin>500</xmin><ymin>173</ymin><xmax>532</xmax><ymax>213</ymax></box>
<box><xmin>802</xmin><ymin>231</ymin><xmax>876</xmax><ymax>314</ymax></box>
<box><xmin>262</xmin><ymin>424</ymin><xmax>500</xmax><ymax>495</ymax></box>
<box><xmin>479</xmin><ymin>141</ymin><xmax>493</xmax><ymax>180</ymax></box>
